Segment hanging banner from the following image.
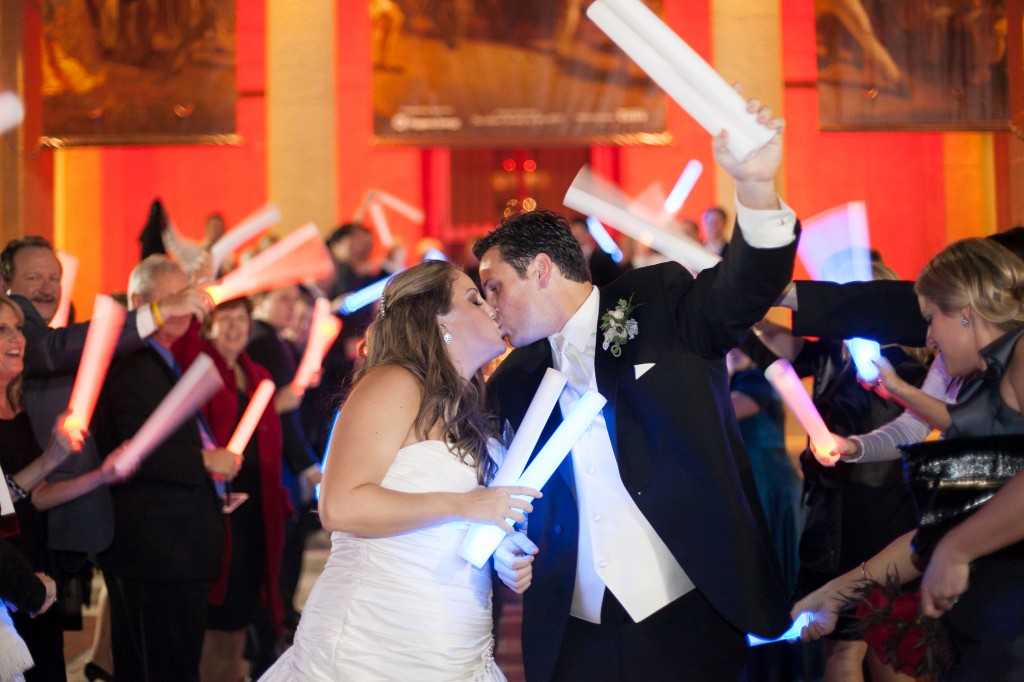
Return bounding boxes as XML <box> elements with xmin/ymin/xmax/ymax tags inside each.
<box><xmin>39</xmin><ymin>0</ymin><xmax>238</xmax><ymax>147</ymax></box>
<box><xmin>370</xmin><ymin>0</ymin><xmax>669</xmax><ymax>146</ymax></box>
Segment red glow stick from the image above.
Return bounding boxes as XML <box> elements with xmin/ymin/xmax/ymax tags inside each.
<box><xmin>226</xmin><ymin>379</ymin><xmax>276</xmax><ymax>455</ymax></box>
<box><xmin>107</xmin><ymin>353</ymin><xmax>225</xmax><ymax>479</ymax></box>
<box><xmin>291</xmin><ymin>298</ymin><xmax>342</xmax><ymax>395</ymax></box>
<box><xmin>764</xmin><ymin>359</ymin><xmax>839</xmax><ymax>466</ymax></box>
<box><xmin>63</xmin><ymin>295</ymin><xmax>127</xmax><ymax>444</ymax></box>
<box><xmin>205</xmin><ymin>223</ymin><xmax>334</xmax><ymax>305</ymax></box>
<box><xmin>49</xmin><ymin>252</ymin><xmax>80</xmax><ymax>328</ymax></box>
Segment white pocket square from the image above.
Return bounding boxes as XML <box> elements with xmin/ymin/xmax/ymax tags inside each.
<box><xmin>634</xmin><ymin>363</ymin><xmax>655</xmax><ymax>380</ymax></box>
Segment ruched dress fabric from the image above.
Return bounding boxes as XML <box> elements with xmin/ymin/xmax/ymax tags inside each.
<box><xmin>260</xmin><ymin>440</ymin><xmax>505</xmax><ymax>681</ymax></box>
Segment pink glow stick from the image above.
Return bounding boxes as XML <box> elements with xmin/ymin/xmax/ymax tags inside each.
<box><xmin>205</xmin><ymin>223</ymin><xmax>334</xmax><ymax>304</ymax></box>
<box><xmin>226</xmin><ymin>379</ymin><xmax>276</xmax><ymax>455</ymax></box>
<box><xmin>63</xmin><ymin>295</ymin><xmax>127</xmax><ymax>444</ymax></box>
<box><xmin>291</xmin><ymin>298</ymin><xmax>342</xmax><ymax>395</ymax></box>
<box><xmin>49</xmin><ymin>252</ymin><xmax>80</xmax><ymax>328</ymax></box>
<box><xmin>210</xmin><ymin>203</ymin><xmax>282</xmax><ymax>272</ymax></box>
<box><xmin>107</xmin><ymin>353</ymin><xmax>225</xmax><ymax>478</ymax></box>
<box><xmin>764</xmin><ymin>359</ymin><xmax>839</xmax><ymax>466</ymax></box>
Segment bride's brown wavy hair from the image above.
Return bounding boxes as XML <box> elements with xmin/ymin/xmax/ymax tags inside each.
<box><xmin>353</xmin><ymin>260</ymin><xmax>498</xmax><ymax>484</ymax></box>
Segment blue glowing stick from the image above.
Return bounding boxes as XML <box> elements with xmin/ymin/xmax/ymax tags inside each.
<box><xmin>747</xmin><ymin>611</ymin><xmax>814</xmax><ymax>647</ymax></box>
<box><xmin>422</xmin><ymin>249</ymin><xmax>447</xmax><ymax>262</ymax></box>
<box><xmin>337</xmin><ymin>275</ymin><xmax>394</xmax><ymax>315</ymax></box>
<box><xmin>663</xmin><ymin>159</ymin><xmax>703</xmax><ymax>214</ymax></box>
<box><xmin>585</xmin><ymin>217</ymin><xmax>624</xmax><ymax>263</ymax></box>
<box><xmin>846</xmin><ymin>337</ymin><xmax>881</xmax><ymax>382</ymax></box>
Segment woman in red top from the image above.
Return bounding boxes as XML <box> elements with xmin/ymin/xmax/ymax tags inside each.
<box><xmin>174</xmin><ymin>298</ymin><xmax>291</xmax><ymax>681</ymax></box>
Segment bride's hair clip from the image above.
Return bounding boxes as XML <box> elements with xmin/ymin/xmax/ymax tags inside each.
<box><xmin>379</xmin><ymin>294</ymin><xmax>387</xmax><ymax>319</ymax></box>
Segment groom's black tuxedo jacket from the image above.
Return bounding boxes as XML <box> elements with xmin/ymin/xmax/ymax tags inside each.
<box><xmin>488</xmin><ymin>226</ymin><xmax>796</xmax><ymax>682</ymax></box>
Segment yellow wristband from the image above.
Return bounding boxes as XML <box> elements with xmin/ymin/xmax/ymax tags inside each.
<box><xmin>150</xmin><ymin>301</ymin><xmax>164</xmax><ymax>326</ymax></box>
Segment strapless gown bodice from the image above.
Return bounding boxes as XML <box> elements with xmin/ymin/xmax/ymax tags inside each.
<box><xmin>260</xmin><ymin>440</ymin><xmax>505</xmax><ymax>681</ymax></box>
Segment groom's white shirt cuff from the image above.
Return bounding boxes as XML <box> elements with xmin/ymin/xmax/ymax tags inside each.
<box><xmin>734</xmin><ymin>194</ymin><xmax>797</xmax><ymax>249</ymax></box>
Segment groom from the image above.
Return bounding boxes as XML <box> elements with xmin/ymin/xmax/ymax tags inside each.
<box><xmin>481</xmin><ymin>100</ymin><xmax>795</xmax><ymax>681</ymax></box>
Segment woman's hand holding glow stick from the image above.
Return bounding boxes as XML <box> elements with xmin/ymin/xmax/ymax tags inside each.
<box><xmin>764</xmin><ymin>359</ymin><xmax>839</xmax><ymax>466</ymax></box>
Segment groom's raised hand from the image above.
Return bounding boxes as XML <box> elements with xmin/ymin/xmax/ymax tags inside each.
<box><xmin>713</xmin><ymin>86</ymin><xmax>784</xmax><ymax>211</ymax></box>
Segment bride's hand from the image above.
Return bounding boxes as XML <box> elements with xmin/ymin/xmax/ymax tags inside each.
<box><xmin>459</xmin><ymin>486</ymin><xmax>541</xmax><ymax>532</ymax></box>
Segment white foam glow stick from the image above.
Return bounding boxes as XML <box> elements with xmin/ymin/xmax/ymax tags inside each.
<box><xmin>291</xmin><ymin>298</ymin><xmax>342</xmax><ymax>395</ymax></box>
<box><xmin>0</xmin><ymin>92</ymin><xmax>24</xmax><ymax>134</ymax></box>
<box><xmin>461</xmin><ymin>390</ymin><xmax>607</xmax><ymax>568</ymax></box>
<box><xmin>664</xmin><ymin>160</ymin><xmax>704</xmax><ymax>214</ymax></box>
<box><xmin>368</xmin><ymin>201</ymin><xmax>395</xmax><ymax>248</ymax></box>
<box><xmin>205</xmin><ymin>223</ymin><xmax>333</xmax><ymax>304</ymax></box>
<box><xmin>226</xmin><ymin>379</ymin><xmax>276</xmax><ymax>455</ymax></box>
<box><xmin>107</xmin><ymin>353</ymin><xmax>225</xmax><ymax>478</ymax></box>
<box><xmin>846</xmin><ymin>338</ymin><xmax>881</xmax><ymax>382</ymax></box>
<box><xmin>374</xmin><ymin>190</ymin><xmax>425</xmax><ymax>223</ymax></box>
<box><xmin>747</xmin><ymin>611</ymin><xmax>814</xmax><ymax>646</ymax></box>
<box><xmin>210</xmin><ymin>203</ymin><xmax>281</xmax><ymax>272</ymax></box>
<box><xmin>49</xmin><ymin>252</ymin><xmax>80</xmax><ymax>328</ymax></box>
<box><xmin>63</xmin><ymin>295</ymin><xmax>127</xmax><ymax>444</ymax></box>
<box><xmin>459</xmin><ymin>369</ymin><xmax>567</xmax><ymax>564</ymax></box>
<box><xmin>765</xmin><ymin>359</ymin><xmax>839</xmax><ymax>465</ymax></box>
<box><xmin>565</xmin><ymin>166</ymin><xmax>721</xmax><ymax>273</ymax></box>
<box><xmin>587</xmin><ymin>0</ymin><xmax>774</xmax><ymax>161</ymax></box>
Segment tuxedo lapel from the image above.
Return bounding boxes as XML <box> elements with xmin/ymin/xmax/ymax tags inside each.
<box><xmin>594</xmin><ymin>290</ymin><xmax>620</xmax><ymax>454</ymax></box>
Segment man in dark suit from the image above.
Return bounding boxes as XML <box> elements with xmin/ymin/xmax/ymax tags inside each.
<box><xmin>477</xmin><ymin>105</ymin><xmax>795</xmax><ymax>681</ymax></box>
<box><xmin>0</xmin><ymin>237</ymin><xmax>211</xmax><ymax>555</ymax></box>
<box><xmin>92</xmin><ymin>255</ymin><xmax>235</xmax><ymax>681</ymax></box>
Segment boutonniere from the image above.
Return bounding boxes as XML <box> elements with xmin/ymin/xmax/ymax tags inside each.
<box><xmin>600</xmin><ymin>295</ymin><xmax>639</xmax><ymax>357</ymax></box>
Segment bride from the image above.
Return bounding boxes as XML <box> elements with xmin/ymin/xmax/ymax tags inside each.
<box><xmin>261</xmin><ymin>260</ymin><xmax>542</xmax><ymax>681</ymax></box>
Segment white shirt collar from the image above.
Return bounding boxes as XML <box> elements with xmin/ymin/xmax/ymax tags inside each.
<box><xmin>550</xmin><ymin>285</ymin><xmax>600</xmax><ymax>355</ymax></box>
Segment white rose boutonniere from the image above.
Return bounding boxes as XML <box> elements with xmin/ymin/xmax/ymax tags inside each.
<box><xmin>600</xmin><ymin>295</ymin><xmax>640</xmax><ymax>357</ymax></box>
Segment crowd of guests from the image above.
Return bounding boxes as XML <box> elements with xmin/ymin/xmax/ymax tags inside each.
<box><xmin>5</xmin><ymin>131</ymin><xmax>1024</xmax><ymax>682</ymax></box>
<box><xmin>0</xmin><ymin>208</ymin><xmax>408</xmax><ymax>681</ymax></box>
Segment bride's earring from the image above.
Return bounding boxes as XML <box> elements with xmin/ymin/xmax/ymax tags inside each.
<box><xmin>961</xmin><ymin>315</ymin><xmax>970</xmax><ymax>328</ymax></box>
<box><xmin>442</xmin><ymin>328</ymin><xmax>454</xmax><ymax>345</ymax></box>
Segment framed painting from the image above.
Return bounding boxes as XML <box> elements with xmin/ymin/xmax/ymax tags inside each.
<box><xmin>40</xmin><ymin>0</ymin><xmax>238</xmax><ymax>147</ymax></box>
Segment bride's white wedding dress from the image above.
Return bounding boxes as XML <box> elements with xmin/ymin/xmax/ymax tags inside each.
<box><xmin>260</xmin><ymin>440</ymin><xmax>506</xmax><ymax>681</ymax></box>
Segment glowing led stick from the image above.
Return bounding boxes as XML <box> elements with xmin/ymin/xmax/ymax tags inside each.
<box><xmin>107</xmin><ymin>353</ymin><xmax>225</xmax><ymax>479</ymax></box>
<box><xmin>747</xmin><ymin>611</ymin><xmax>814</xmax><ymax>646</ymax></box>
<box><xmin>337</xmin><ymin>275</ymin><xmax>394</xmax><ymax>315</ymax></box>
<box><xmin>226</xmin><ymin>379</ymin><xmax>275</xmax><ymax>455</ymax></box>
<box><xmin>291</xmin><ymin>298</ymin><xmax>342</xmax><ymax>395</ymax></box>
<box><xmin>459</xmin><ymin>369</ymin><xmax>567</xmax><ymax>564</ymax></box>
<box><xmin>461</xmin><ymin>389</ymin><xmax>607</xmax><ymax>568</ymax></box>
<box><xmin>663</xmin><ymin>160</ymin><xmax>703</xmax><ymax>214</ymax></box>
<box><xmin>368</xmin><ymin>201</ymin><xmax>395</xmax><ymax>248</ymax></box>
<box><xmin>63</xmin><ymin>295</ymin><xmax>127</xmax><ymax>445</ymax></box>
<box><xmin>565</xmin><ymin>166</ymin><xmax>721</xmax><ymax>273</ymax></box>
<box><xmin>846</xmin><ymin>337</ymin><xmax>881</xmax><ymax>382</ymax></box>
<box><xmin>375</xmin><ymin>190</ymin><xmax>425</xmax><ymax>223</ymax></box>
<box><xmin>765</xmin><ymin>359</ymin><xmax>839</xmax><ymax>466</ymax></box>
<box><xmin>587</xmin><ymin>0</ymin><xmax>774</xmax><ymax>161</ymax></box>
<box><xmin>49</xmin><ymin>251</ymin><xmax>80</xmax><ymax>328</ymax></box>
<box><xmin>205</xmin><ymin>223</ymin><xmax>333</xmax><ymax>304</ymax></box>
<box><xmin>586</xmin><ymin>217</ymin><xmax>624</xmax><ymax>263</ymax></box>
<box><xmin>0</xmin><ymin>92</ymin><xmax>24</xmax><ymax>134</ymax></box>
<box><xmin>210</xmin><ymin>203</ymin><xmax>281</xmax><ymax>272</ymax></box>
